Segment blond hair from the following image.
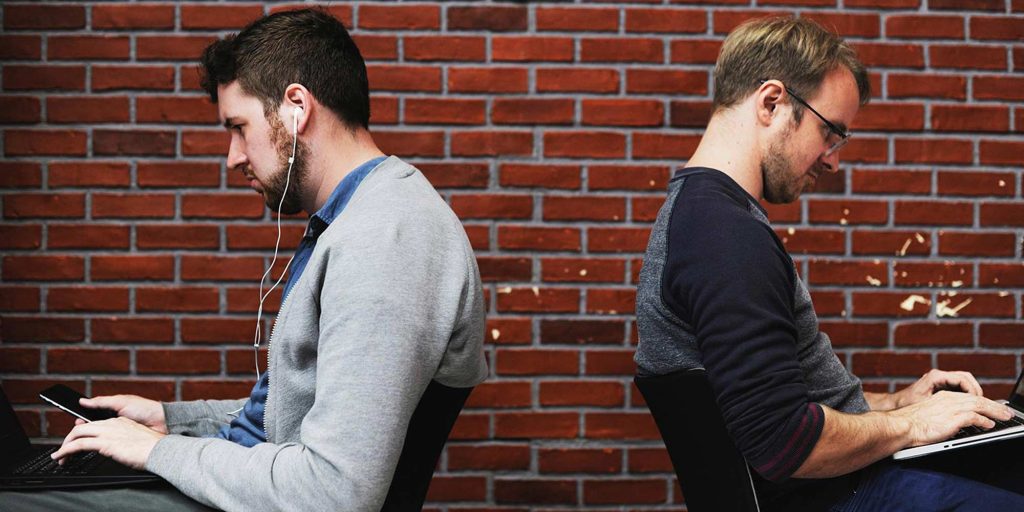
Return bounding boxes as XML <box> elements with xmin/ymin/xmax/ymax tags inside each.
<box><xmin>712</xmin><ymin>16</ymin><xmax>870</xmax><ymax>118</ymax></box>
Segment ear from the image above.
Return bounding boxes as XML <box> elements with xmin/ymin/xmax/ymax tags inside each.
<box><xmin>281</xmin><ymin>83</ymin><xmax>311</xmax><ymax>135</ymax></box>
<box><xmin>755</xmin><ymin>79</ymin><xmax>785</xmax><ymax>128</ymax></box>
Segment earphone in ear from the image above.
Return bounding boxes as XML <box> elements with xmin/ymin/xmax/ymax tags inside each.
<box><xmin>292</xmin><ymin>106</ymin><xmax>303</xmax><ymax>136</ymax></box>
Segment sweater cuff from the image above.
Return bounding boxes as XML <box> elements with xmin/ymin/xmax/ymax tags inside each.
<box><xmin>751</xmin><ymin>402</ymin><xmax>824</xmax><ymax>482</ymax></box>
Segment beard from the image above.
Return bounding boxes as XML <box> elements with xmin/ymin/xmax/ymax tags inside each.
<box><xmin>761</xmin><ymin>125</ymin><xmax>813</xmax><ymax>205</ymax></box>
<box><xmin>257</xmin><ymin>114</ymin><xmax>310</xmax><ymax>215</ymax></box>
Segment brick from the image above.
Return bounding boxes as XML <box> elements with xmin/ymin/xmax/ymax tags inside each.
<box><xmin>543</xmin><ymin>196</ymin><xmax>626</xmax><ymax>222</ymax></box>
<box><xmin>895</xmin><ymin>138</ymin><xmax>973</xmax><ymax>165</ymax></box>
<box><xmin>496</xmin><ymin>349</ymin><xmax>578</xmax><ymax>376</ymax></box>
<box><xmin>588</xmin><ymin>227</ymin><xmax>650</xmax><ymax>253</ymax></box>
<box><xmin>894</xmin><ymin>322</ymin><xmax>973</xmax><ymax>347</ymax></box>
<box><xmin>853</xmin><ymin>352</ymin><xmax>932</xmax><ymax>377</ymax></box>
<box><xmin>852</xmin><ymin>230</ymin><xmax>931</xmax><ymax>256</ymax></box>
<box><xmin>182</xmin><ymin>194</ymin><xmax>265</xmax><ymax>219</ymax></box>
<box><xmin>181</xmin><ymin>256</ymin><xmax>264</xmax><ymax>282</ymax></box>
<box><xmin>981</xmin><ymin>203</ymin><xmax>1024</xmax><ymax>227</ymax></box>
<box><xmin>536</xmin><ymin>7</ymin><xmax>618</xmax><ymax>32</ymax></box>
<box><xmin>540</xmin><ymin>381</ymin><xmax>624</xmax><ymax>407</ymax></box>
<box><xmin>92</xmin><ymin>65</ymin><xmax>175</xmax><ymax>91</ymax></box>
<box><xmin>851</xmin><ymin>169</ymin><xmax>931</xmax><ymax>195</ymax></box>
<box><xmin>486</xmin><ymin>317</ymin><xmax>532</xmax><ymax>345</ymax></box>
<box><xmin>498</xmin><ymin>226</ymin><xmax>581</xmax><ymax>252</ymax></box>
<box><xmin>495</xmin><ymin>412</ymin><xmax>579</xmax><ymax>439</ymax></box>
<box><xmin>180</xmin><ymin>4</ymin><xmax>263</xmax><ymax>30</ymax></box>
<box><xmin>820</xmin><ymin>321</ymin><xmax>888</xmax><ymax>347</ymax></box>
<box><xmin>92</xmin><ymin>193</ymin><xmax>175</xmax><ymax>219</ymax></box>
<box><xmin>808</xmin><ymin>199</ymin><xmax>888</xmax><ymax>225</ymax></box>
<box><xmin>0</xmin><ymin>96</ymin><xmax>40</xmax><ymax>124</ymax></box>
<box><xmin>478</xmin><ymin>256</ymin><xmax>532</xmax><ymax>282</ymax></box>
<box><xmin>980</xmin><ymin>141</ymin><xmax>1024</xmax><ymax>166</ymax></box>
<box><xmin>267</xmin><ymin>4</ymin><xmax>352</xmax><ymax>24</ymax></box>
<box><xmin>540</xmin><ymin>448</ymin><xmax>621</xmax><ymax>474</ymax></box>
<box><xmin>4</xmin><ymin>193</ymin><xmax>85</xmax><ymax>218</ymax></box>
<box><xmin>448</xmin><ymin>6</ymin><xmax>526</xmax><ymax>31</ymax></box>
<box><xmin>46</xmin><ymin>96</ymin><xmax>129</xmax><ymax>124</ymax></box>
<box><xmin>584</xmin><ymin>478</ymin><xmax>667</xmax><ymax>505</ymax></box>
<box><xmin>0</xmin><ymin>286</ymin><xmax>40</xmax><ymax>312</ymax></box>
<box><xmin>808</xmin><ymin>260</ymin><xmax>888</xmax><ymax>286</ymax></box>
<box><xmin>450</xmin><ymin>194</ymin><xmax>532</xmax><ymax>220</ymax></box>
<box><xmin>628</xmin><ymin>447</ymin><xmax>673</xmax><ymax>473</ymax></box>
<box><xmin>628</xmin><ymin>69</ymin><xmax>707</xmax><ymax>95</ymax></box>
<box><xmin>374</xmin><ymin>131</ymin><xmax>444</xmax><ymax>157</ymax></box>
<box><xmin>585</xmin><ymin>350</ymin><xmax>636</xmax><ymax>376</ymax></box>
<box><xmin>893</xmin><ymin>261</ymin><xmax>972</xmax><ymax>287</ymax></box>
<box><xmin>448</xmin><ymin>445</ymin><xmax>531</xmax><ymax>470</ymax></box>
<box><xmin>938</xmin><ymin>171</ymin><xmax>1016</xmax><ymax>197</ymax></box>
<box><xmin>776</xmin><ymin>228</ymin><xmax>845</xmax><ymax>255</ymax></box>
<box><xmin>369</xmin><ymin>96</ymin><xmax>398</xmax><ymax>124</ymax></box>
<box><xmin>0</xmin><ymin>161</ymin><xmax>41</xmax><ymax>188</ymax></box>
<box><xmin>405</xmin><ymin>98</ymin><xmax>485</xmax><ymax>125</ymax></box>
<box><xmin>424</xmin><ymin>476</ymin><xmax>487</xmax><ymax>502</ymax></box>
<box><xmin>0</xmin><ymin>225</ymin><xmax>41</xmax><ymax>250</ymax></box>
<box><xmin>633</xmin><ymin>133</ymin><xmax>701</xmax><ymax>159</ymax></box>
<box><xmin>850</xmin><ymin>103</ymin><xmax>924</xmax><ymax>131</ymax></box>
<box><xmin>92</xmin><ymin>3</ymin><xmax>175</xmax><ymax>29</ymax></box>
<box><xmin>582</xmin><ymin>99</ymin><xmax>664</xmax><ymax>127</ymax></box>
<box><xmin>95</xmin><ymin>130</ymin><xmax>176</xmax><ymax>157</ymax></box>
<box><xmin>670</xmin><ymin>39</ymin><xmax>723</xmax><ymax>65</ymax></box>
<box><xmin>494</xmin><ymin>478</ymin><xmax>577</xmax><ymax>505</ymax></box>
<box><xmin>137</xmin><ymin>96</ymin><xmax>218</xmax><ymax>124</ymax></box>
<box><xmin>894</xmin><ymin>201</ymin><xmax>973</xmax><ymax>226</ymax></box>
<box><xmin>92</xmin><ymin>317</ymin><xmax>173</xmax><ymax>344</ymax></box>
<box><xmin>226</xmin><ymin>225</ymin><xmax>302</xmax><ymax>251</ymax></box>
<box><xmin>540</xmin><ymin>318</ymin><xmax>625</xmax><ymax>344</ymax></box>
<box><xmin>4</xmin><ymin>4</ymin><xmax>85</xmax><ymax>29</ymax></box>
<box><xmin>980</xmin><ymin>263</ymin><xmax>1024</xmax><ymax>287</ymax></box>
<box><xmin>537</xmin><ymin>68</ymin><xmax>619</xmax><ymax>93</ymax></box>
<box><xmin>351</xmin><ymin>5</ymin><xmax>435</xmax><ymax>29</ymax></box>
<box><xmin>496</xmin><ymin>288</ymin><xmax>579</xmax><ymax>314</ymax></box>
<box><xmin>49</xmin><ymin>224</ymin><xmax>129</xmax><ymax>250</ymax></box>
<box><xmin>980</xmin><ymin>323</ymin><xmax>1024</xmax><ymax>348</ymax></box>
<box><xmin>48</xmin><ymin>287</ymin><xmax>129</xmax><ymax>313</ymax></box>
<box><xmin>853</xmin><ymin>42</ymin><xmax>925</xmax><ymax>68</ymax></box>
<box><xmin>48</xmin><ymin>36</ymin><xmax>129</xmax><ymax>60</ymax></box>
<box><xmin>803</xmin><ymin>12</ymin><xmax>880</xmax><ymax>38</ymax></box>
<box><xmin>0</xmin><ymin>35</ymin><xmax>41</xmax><ymax>59</ymax></box>
<box><xmin>181</xmin><ymin>318</ymin><xmax>253</xmax><ymax>344</ymax></box>
<box><xmin>92</xmin><ymin>255</ymin><xmax>174</xmax><ymax>281</ymax></box>
<box><xmin>137</xmin><ymin>287</ymin><xmax>219</xmax><ymax>313</ymax></box>
<box><xmin>4</xmin><ymin>65</ymin><xmax>85</xmax><ymax>91</ymax></box>
<box><xmin>974</xmin><ymin>76</ymin><xmax>1024</xmax><ymax>101</ymax></box>
<box><xmin>626</xmin><ymin>8</ymin><xmax>705</xmax><ymax>33</ymax></box>
<box><xmin>931</xmin><ymin>45</ymin><xmax>1007</xmax><ymax>70</ymax></box>
<box><xmin>886</xmin><ymin>15</ymin><xmax>964</xmax><ymax>39</ymax></box>
<box><xmin>887</xmin><ymin>73</ymin><xmax>966</xmax><ymax>100</ymax></box>
<box><xmin>138</xmin><ymin>161</ymin><xmax>220</xmax><ymax>188</ymax></box>
<box><xmin>227</xmin><ymin>287</ymin><xmax>282</xmax><ymax>315</ymax></box>
<box><xmin>545</xmin><ymin>132</ymin><xmax>626</xmax><ymax>159</ymax></box>
<box><xmin>416</xmin><ymin>162</ymin><xmax>489</xmax><ymax>189</ymax></box>
<box><xmin>350</xmin><ymin>35</ymin><xmax>396</xmax><ymax>61</ymax></box>
<box><xmin>3</xmin><ymin>255</ymin><xmax>83</xmax><ymax>281</ymax></box>
<box><xmin>938</xmin><ymin>353</ymin><xmax>1016</xmax><ymax>378</ymax></box>
<box><xmin>492</xmin><ymin>36</ymin><xmax>574</xmax><ymax>62</ymax></box>
<box><xmin>2</xmin><ymin>317</ymin><xmax>84</xmax><ymax>343</ymax></box>
<box><xmin>930</xmin><ymin>0</ymin><xmax>1003</xmax><ymax>9</ymax></box>
<box><xmin>48</xmin><ymin>349</ymin><xmax>130</xmax><ymax>374</ymax></box>
<box><xmin>492</xmin><ymin>99</ymin><xmax>575</xmax><ymax>125</ymax></box>
<box><xmin>933</xmin><ymin>105</ymin><xmax>1009</xmax><ymax>133</ymax></box>
<box><xmin>938</xmin><ymin>232</ymin><xmax>1016</xmax><ymax>257</ymax></box>
<box><xmin>5</xmin><ymin>130</ymin><xmax>87</xmax><ymax>157</ymax></box>
<box><xmin>590</xmin><ymin>165</ymin><xmax>670</xmax><ymax>191</ymax></box>
<box><xmin>970</xmin><ymin>17</ymin><xmax>1024</xmax><ymax>41</ymax></box>
<box><xmin>140</xmin><ymin>224</ymin><xmax>222</xmax><ymax>250</ymax></box>
<box><xmin>541</xmin><ymin>258</ymin><xmax>627</xmax><ymax>284</ymax></box>
<box><xmin>0</xmin><ymin>348</ymin><xmax>40</xmax><ymax>373</ymax></box>
<box><xmin>451</xmin><ymin>131</ymin><xmax>533</xmax><ymax>157</ymax></box>
<box><xmin>713</xmin><ymin>10</ymin><xmax>792</xmax><ymax>34</ymax></box>
<box><xmin>137</xmin><ymin>349</ymin><xmax>220</xmax><ymax>375</ymax></box>
<box><xmin>586</xmin><ymin>412</ymin><xmax>659</xmax><ymax>439</ymax></box>
<box><xmin>137</xmin><ymin>36</ymin><xmax>218</xmax><ymax>60</ymax></box>
<box><xmin>181</xmin><ymin>381</ymin><xmax>253</xmax><ymax>401</ymax></box>
<box><xmin>936</xmin><ymin>292</ymin><xmax>1015</xmax><ymax>318</ymax></box>
<box><xmin>403</xmin><ymin>35</ymin><xmax>484</xmax><ymax>62</ymax></box>
<box><xmin>852</xmin><ymin>292</ymin><xmax>931</xmax><ymax>317</ymax></box>
<box><xmin>449</xmin><ymin>67</ymin><xmax>528</xmax><ymax>94</ymax></box>
<box><xmin>587</xmin><ymin>288</ymin><xmax>636</xmax><ymax>315</ymax></box>
<box><xmin>841</xmin><ymin>137</ymin><xmax>889</xmax><ymax>164</ymax></box>
<box><xmin>581</xmin><ymin>38</ymin><xmax>663</xmax><ymax>63</ymax></box>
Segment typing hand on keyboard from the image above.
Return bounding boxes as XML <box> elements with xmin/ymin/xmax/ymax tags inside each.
<box><xmin>893</xmin><ymin>369</ymin><xmax>985</xmax><ymax>409</ymax></box>
<box><xmin>50</xmin><ymin>416</ymin><xmax>165</xmax><ymax>471</ymax></box>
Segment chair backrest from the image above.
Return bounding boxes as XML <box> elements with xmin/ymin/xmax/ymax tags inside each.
<box><xmin>634</xmin><ymin>368</ymin><xmax>760</xmax><ymax>512</ymax></box>
<box><xmin>380</xmin><ymin>380</ymin><xmax>473</xmax><ymax>511</ymax></box>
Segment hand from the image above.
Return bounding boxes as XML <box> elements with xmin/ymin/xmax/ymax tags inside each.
<box><xmin>51</xmin><ymin>417</ymin><xmax>165</xmax><ymax>470</ymax></box>
<box><xmin>893</xmin><ymin>369</ymin><xmax>984</xmax><ymax>408</ymax></box>
<box><xmin>892</xmin><ymin>390</ymin><xmax>1014</xmax><ymax>447</ymax></box>
<box><xmin>79</xmin><ymin>394</ymin><xmax>167</xmax><ymax>434</ymax></box>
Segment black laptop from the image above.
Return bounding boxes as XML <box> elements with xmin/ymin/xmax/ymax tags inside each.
<box><xmin>0</xmin><ymin>384</ymin><xmax>163</xmax><ymax>490</ymax></box>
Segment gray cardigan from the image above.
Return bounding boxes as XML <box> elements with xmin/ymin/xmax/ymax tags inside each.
<box><xmin>145</xmin><ymin>156</ymin><xmax>488</xmax><ymax>511</ymax></box>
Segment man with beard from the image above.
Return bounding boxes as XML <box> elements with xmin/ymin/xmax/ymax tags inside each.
<box><xmin>5</xmin><ymin>8</ymin><xmax>487</xmax><ymax>511</ymax></box>
<box><xmin>635</xmin><ymin>16</ymin><xmax>1024</xmax><ymax>511</ymax></box>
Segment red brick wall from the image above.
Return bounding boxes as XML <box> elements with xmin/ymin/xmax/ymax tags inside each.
<box><xmin>1</xmin><ymin>1</ymin><xmax>1022</xmax><ymax>508</ymax></box>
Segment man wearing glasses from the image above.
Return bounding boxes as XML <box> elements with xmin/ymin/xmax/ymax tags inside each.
<box><xmin>635</xmin><ymin>16</ymin><xmax>1023</xmax><ymax>510</ymax></box>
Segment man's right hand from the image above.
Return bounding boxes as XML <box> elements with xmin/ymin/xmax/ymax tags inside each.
<box><xmin>891</xmin><ymin>390</ymin><xmax>1014</xmax><ymax>447</ymax></box>
<box><xmin>79</xmin><ymin>395</ymin><xmax>168</xmax><ymax>434</ymax></box>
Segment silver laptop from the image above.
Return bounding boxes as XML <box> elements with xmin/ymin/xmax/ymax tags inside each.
<box><xmin>894</xmin><ymin>369</ymin><xmax>1024</xmax><ymax>460</ymax></box>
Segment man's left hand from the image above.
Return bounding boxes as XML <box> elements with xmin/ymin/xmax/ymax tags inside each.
<box><xmin>50</xmin><ymin>416</ymin><xmax>165</xmax><ymax>470</ymax></box>
<box><xmin>894</xmin><ymin>369</ymin><xmax>984</xmax><ymax>409</ymax></box>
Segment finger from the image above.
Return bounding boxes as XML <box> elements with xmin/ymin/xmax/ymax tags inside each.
<box><xmin>80</xmin><ymin>395</ymin><xmax>120</xmax><ymax>410</ymax></box>
<box><xmin>955</xmin><ymin>371</ymin><xmax>984</xmax><ymax>396</ymax></box>
<box><xmin>973</xmin><ymin>396</ymin><xmax>1015</xmax><ymax>421</ymax></box>
<box><xmin>51</xmin><ymin>438</ymin><xmax>102</xmax><ymax>461</ymax></box>
<box><xmin>74</xmin><ymin>418</ymin><xmax>85</xmax><ymax>426</ymax></box>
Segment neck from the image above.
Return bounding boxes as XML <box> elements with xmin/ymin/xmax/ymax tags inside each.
<box><xmin>301</xmin><ymin>127</ymin><xmax>385</xmax><ymax>215</ymax></box>
<box><xmin>685</xmin><ymin>109</ymin><xmax>764</xmax><ymax>200</ymax></box>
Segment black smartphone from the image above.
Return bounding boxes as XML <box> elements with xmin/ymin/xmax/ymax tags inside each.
<box><xmin>38</xmin><ymin>384</ymin><xmax>117</xmax><ymax>422</ymax></box>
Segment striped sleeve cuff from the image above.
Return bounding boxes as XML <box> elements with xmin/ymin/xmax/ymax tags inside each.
<box><xmin>751</xmin><ymin>402</ymin><xmax>825</xmax><ymax>482</ymax></box>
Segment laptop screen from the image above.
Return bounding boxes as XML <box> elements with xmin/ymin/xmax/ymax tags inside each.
<box><xmin>0</xmin><ymin>384</ymin><xmax>32</xmax><ymax>458</ymax></box>
<box><xmin>1009</xmin><ymin>370</ymin><xmax>1024</xmax><ymax>410</ymax></box>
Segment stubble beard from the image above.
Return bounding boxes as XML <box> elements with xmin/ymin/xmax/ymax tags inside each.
<box><xmin>761</xmin><ymin>125</ymin><xmax>809</xmax><ymax>205</ymax></box>
<box><xmin>260</xmin><ymin>114</ymin><xmax>309</xmax><ymax>215</ymax></box>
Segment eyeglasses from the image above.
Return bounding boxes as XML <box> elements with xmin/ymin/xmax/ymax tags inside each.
<box><xmin>760</xmin><ymin>79</ymin><xmax>850</xmax><ymax>157</ymax></box>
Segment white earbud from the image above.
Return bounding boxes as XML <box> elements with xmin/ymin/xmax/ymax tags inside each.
<box><xmin>292</xmin><ymin>106</ymin><xmax>302</xmax><ymax>136</ymax></box>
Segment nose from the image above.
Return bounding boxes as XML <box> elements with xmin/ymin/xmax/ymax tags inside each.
<box><xmin>226</xmin><ymin>134</ymin><xmax>248</xmax><ymax>172</ymax></box>
<box><xmin>819</xmin><ymin>149</ymin><xmax>840</xmax><ymax>174</ymax></box>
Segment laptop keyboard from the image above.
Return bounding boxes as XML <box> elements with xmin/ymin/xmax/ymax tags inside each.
<box><xmin>13</xmin><ymin>447</ymin><xmax>105</xmax><ymax>476</ymax></box>
<box><xmin>951</xmin><ymin>414</ymin><xmax>1024</xmax><ymax>440</ymax></box>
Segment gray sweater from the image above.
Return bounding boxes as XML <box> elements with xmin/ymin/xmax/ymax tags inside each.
<box><xmin>145</xmin><ymin>156</ymin><xmax>489</xmax><ymax>511</ymax></box>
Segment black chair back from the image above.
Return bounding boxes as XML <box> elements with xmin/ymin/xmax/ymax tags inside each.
<box><xmin>635</xmin><ymin>368</ymin><xmax>760</xmax><ymax>512</ymax></box>
<box><xmin>380</xmin><ymin>380</ymin><xmax>472</xmax><ymax>511</ymax></box>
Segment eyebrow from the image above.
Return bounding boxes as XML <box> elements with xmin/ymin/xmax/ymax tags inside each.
<box><xmin>834</xmin><ymin>121</ymin><xmax>849</xmax><ymax>135</ymax></box>
<box><xmin>222</xmin><ymin>117</ymin><xmax>241</xmax><ymax>129</ymax></box>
